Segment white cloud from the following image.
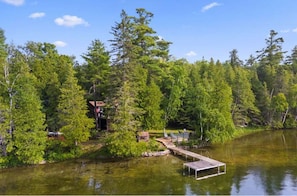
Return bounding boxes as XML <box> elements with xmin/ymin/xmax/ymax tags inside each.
<box><xmin>201</xmin><ymin>2</ymin><xmax>221</xmax><ymax>12</ymax></box>
<box><xmin>280</xmin><ymin>29</ymin><xmax>290</xmax><ymax>33</ymax></box>
<box><xmin>54</xmin><ymin>15</ymin><xmax>89</xmax><ymax>27</ymax></box>
<box><xmin>1</xmin><ymin>0</ymin><xmax>24</xmax><ymax>6</ymax></box>
<box><xmin>186</xmin><ymin>51</ymin><xmax>197</xmax><ymax>57</ymax></box>
<box><xmin>293</xmin><ymin>28</ymin><xmax>297</xmax><ymax>33</ymax></box>
<box><xmin>29</xmin><ymin>12</ymin><xmax>45</xmax><ymax>19</ymax></box>
<box><xmin>53</xmin><ymin>41</ymin><xmax>67</xmax><ymax>47</ymax></box>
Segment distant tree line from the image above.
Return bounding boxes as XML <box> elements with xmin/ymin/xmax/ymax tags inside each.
<box><xmin>1</xmin><ymin>8</ymin><xmax>297</xmax><ymax>162</ymax></box>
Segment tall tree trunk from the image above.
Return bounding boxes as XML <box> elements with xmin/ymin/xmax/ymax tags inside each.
<box><xmin>282</xmin><ymin>107</ymin><xmax>289</xmax><ymax>125</ymax></box>
<box><xmin>200</xmin><ymin>112</ymin><xmax>203</xmax><ymax>140</ymax></box>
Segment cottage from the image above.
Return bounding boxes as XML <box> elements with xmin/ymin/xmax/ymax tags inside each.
<box><xmin>88</xmin><ymin>101</ymin><xmax>108</xmax><ymax>130</ymax></box>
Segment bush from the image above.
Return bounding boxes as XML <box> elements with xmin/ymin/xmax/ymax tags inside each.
<box><xmin>105</xmin><ymin>131</ymin><xmax>143</xmax><ymax>158</ymax></box>
<box><xmin>284</xmin><ymin>115</ymin><xmax>297</xmax><ymax>129</ymax></box>
<box><xmin>146</xmin><ymin>139</ymin><xmax>165</xmax><ymax>152</ymax></box>
<box><xmin>0</xmin><ymin>157</ymin><xmax>8</xmax><ymax>168</ymax></box>
<box><xmin>45</xmin><ymin>140</ymin><xmax>82</xmax><ymax>162</ymax></box>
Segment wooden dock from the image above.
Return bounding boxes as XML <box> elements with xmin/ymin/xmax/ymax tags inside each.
<box><xmin>156</xmin><ymin>138</ymin><xmax>226</xmax><ymax>180</ymax></box>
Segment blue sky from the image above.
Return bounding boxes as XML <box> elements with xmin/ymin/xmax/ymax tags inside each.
<box><xmin>1</xmin><ymin>0</ymin><xmax>297</xmax><ymax>64</ymax></box>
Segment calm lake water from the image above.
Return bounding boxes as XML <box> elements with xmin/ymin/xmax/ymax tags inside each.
<box><xmin>1</xmin><ymin>130</ymin><xmax>297</xmax><ymax>195</ymax></box>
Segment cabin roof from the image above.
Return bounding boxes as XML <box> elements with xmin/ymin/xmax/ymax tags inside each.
<box><xmin>89</xmin><ymin>101</ymin><xmax>105</xmax><ymax>107</ymax></box>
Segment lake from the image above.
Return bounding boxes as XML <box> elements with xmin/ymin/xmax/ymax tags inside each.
<box><xmin>1</xmin><ymin>130</ymin><xmax>297</xmax><ymax>195</ymax></box>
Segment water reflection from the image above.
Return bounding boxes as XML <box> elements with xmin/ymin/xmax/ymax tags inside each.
<box><xmin>0</xmin><ymin>130</ymin><xmax>297</xmax><ymax>195</ymax></box>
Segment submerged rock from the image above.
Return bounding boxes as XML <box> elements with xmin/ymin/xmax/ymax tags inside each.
<box><xmin>142</xmin><ymin>149</ymin><xmax>170</xmax><ymax>157</ymax></box>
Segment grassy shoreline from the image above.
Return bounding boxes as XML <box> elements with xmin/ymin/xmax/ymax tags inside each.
<box><xmin>232</xmin><ymin>127</ymin><xmax>265</xmax><ymax>139</ymax></box>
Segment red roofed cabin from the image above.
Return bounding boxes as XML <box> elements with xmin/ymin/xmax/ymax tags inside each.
<box><xmin>89</xmin><ymin>101</ymin><xmax>109</xmax><ymax>130</ymax></box>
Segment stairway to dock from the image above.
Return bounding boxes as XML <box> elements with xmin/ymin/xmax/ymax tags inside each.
<box><xmin>156</xmin><ymin>138</ymin><xmax>226</xmax><ymax>180</ymax></box>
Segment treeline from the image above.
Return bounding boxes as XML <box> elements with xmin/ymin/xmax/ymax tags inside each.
<box><xmin>1</xmin><ymin>8</ymin><xmax>297</xmax><ymax>163</ymax></box>
<box><xmin>0</xmin><ymin>36</ymin><xmax>94</xmax><ymax>166</ymax></box>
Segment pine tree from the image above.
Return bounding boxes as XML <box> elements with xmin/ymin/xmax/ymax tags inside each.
<box><xmin>78</xmin><ymin>39</ymin><xmax>111</xmax><ymax>100</ymax></box>
<box><xmin>108</xmin><ymin>8</ymin><xmax>172</xmax><ymax>134</ymax></box>
<box><xmin>108</xmin><ymin>10</ymin><xmax>142</xmax><ymax>132</ymax></box>
<box><xmin>256</xmin><ymin>30</ymin><xmax>286</xmax><ymax>95</ymax></box>
<box><xmin>228</xmin><ymin>66</ymin><xmax>258</xmax><ymax>126</ymax></box>
<box><xmin>255</xmin><ymin>30</ymin><xmax>287</xmax><ymax>126</ymax></box>
<box><xmin>75</xmin><ymin>40</ymin><xmax>111</xmax><ymax>130</ymax></box>
<box><xmin>57</xmin><ymin>66</ymin><xmax>93</xmax><ymax>147</ymax></box>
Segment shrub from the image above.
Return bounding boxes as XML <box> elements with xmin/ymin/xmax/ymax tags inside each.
<box><xmin>45</xmin><ymin>140</ymin><xmax>82</xmax><ymax>162</ymax></box>
<box><xmin>105</xmin><ymin>131</ymin><xmax>143</xmax><ymax>158</ymax></box>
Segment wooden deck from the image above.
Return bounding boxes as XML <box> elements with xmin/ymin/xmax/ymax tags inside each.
<box><xmin>156</xmin><ymin>138</ymin><xmax>226</xmax><ymax>180</ymax></box>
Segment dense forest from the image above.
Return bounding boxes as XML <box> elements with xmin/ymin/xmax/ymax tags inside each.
<box><xmin>1</xmin><ymin>8</ymin><xmax>297</xmax><ymax>165</ymax></box>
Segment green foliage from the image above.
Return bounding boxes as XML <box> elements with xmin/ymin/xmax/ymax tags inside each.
<box><xmin>180</xmin><ymin>60</ymin><xmax>236</xmax><ymax>142</ymax></box>
<box><xmin>10</xmin><ymin>71</ymin><xmax>47</xmax><ymax>164</ymax></box>
<box><xmin>57</xmin><ymin>67</ymin><xmax>94</xmax><ymax>147</ymax></box>
<box><xmin>0</xmin><ymin>96</ymin><xmax>9</xmax><ymax>157</ymax></box>
<box><xmin>76</xmin><ymin>39</ymin><xmax>110</xmax><ymax>101</ymax></box>
<box><xmin>162</xmin><ymin>60</ymin><xmax>188</xmax><ymax>125</ymax></box>
<box><xmin>45</xmin><ymin>139</ymin><xmax>82</xmax><ymax>162</ymax></box>
<box><xmin>270</xmin><ymin>93</ymin><xmax>288</xmax><ymax>129</ymax></box>
<box><xmin>146</xmin><ymin>139</ymin><xmax>165</xmax><ymax>152</ymax></box>
<box><xmin>105</xmin><ymin>131</ymin><xmax>164</xmax><ymax>158</ymax></box>
<box><xmin>284</xmin><ymin>115</ymin><xmax>297</xmax><ymax>128</ymax></box>
<box><xmin>226</xmin><ymin>65</ymin><xmax>259</xmax><ymax>126</ymax></box>
<box><xmin>105</xmin><ymin>131</ymin><xmax>143</xmax><ymax>157</ymax></box>
<box><xmin>24</xmin><ymin>42</ymin><xmax>70</xmax><ymax>132</ymax></box>
<box><xmin>110</xmin><ymin>80</ymin><xmax>142</xmax><ymax>132</ymax></box>
<box><xmin>142</xmin><ymin>81</ymin><xmax>164</xmax><ymax>129</ymax></box>
<box><xmin>0</xmin><ymin>42</ymin><xmax>47</xmax><ymax>165</ymax></box>
<box><xmin>4</xmin><ymin>10</ymin><xmax>297</xmax><ymax>166</ymax></box>
<box><xmin>271</xmin><ymin>93</ymin><xmax>288</xmax><ymax>112</ymax></box>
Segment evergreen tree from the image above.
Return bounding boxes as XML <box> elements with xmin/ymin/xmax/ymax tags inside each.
<box><xmin>105</xmin><ymin>80</ymin><xmax>142</xmax><ymax>157</ymax></box>
<box><xmin>108</xmin><ymin>10</ymin><xmax>141</xmax><ymax>132</ymax></box>
<box><xmin>142</xmin><ymin>81</ymin><xmax>164</xmax><ymax>129</ymax></box>
<box><xmin>206</xmin><ymin>61</ymin><xmax>235</xmax><ymax>142</ymax></box>
<box><xmin>255</xmin><ymin>30</ymin><xmax>288</xmax><ymax>126</ymax></box>
<box><xmin>75</xmin><ymin>40</ymin><xmax>110</xmax><ymax>129</ymax></box>
<box><xmin>228</xmin><ymin>66</ymin><xmax>258</xmax><ymax>126</ymax></box>
<box><xmin>57</xmin><ymin>65</ymin><xmax>93</xmax><ymax>147</ymax></box>
<box><xmin>289</xmin><ymin>46</ymin><xmax>297</xmax><ymax>75</ymax></box>
<box><xmin>182</xmin><ymin>60</ymin><xmax>235</xmax><ymax>143</ymax></box>
<box><xmin>9</xmin><ymin>71</ymin><xmax>46</xmax><ymax>164</ymax></box>
<box><xmin>23</xmin><ymin>42</ymin><xmax>66</xmax><ymax>132</ymax></box>
<box><xmin>162</xmin><ymin>60</ymin><xmax>187</xmax><ymax>126</ymax></box>
<box><xmin>229</xmin><ymin>49</ymin><xmax>243</xmax><ymax>68</ymax></box>
<box><xmin>256</xmin><ymin>30</ymin><xmax>286</xmax><ymax>95</ymax></box>
<box><xmin>183</xmin><ymin>64</ymin><xmax>210</xmax><ymax>139</ymax></box>
<box><xmin>77</xmin><ymin>39</ymin><xmax>111</xmax><ymax>100</ymax></box>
